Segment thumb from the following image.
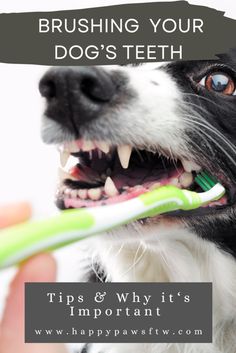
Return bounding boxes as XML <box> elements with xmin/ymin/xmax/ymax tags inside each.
<box><xmin>0</xmin><ymin>253</ymin><xmax>67</xmax><ymax>353</ymax></box>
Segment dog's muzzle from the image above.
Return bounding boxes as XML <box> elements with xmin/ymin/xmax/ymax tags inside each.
<box><xmin>39</xmin><ymin>66</ymin><xmax>117</xmax><ymax>130</ymax></box>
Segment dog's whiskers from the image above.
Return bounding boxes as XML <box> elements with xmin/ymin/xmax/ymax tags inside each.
<box><xmin>182</xmin><ymin>92</ymin><xmax>230</xmax><ymax>111</ymax></box>
<box><xmin>118</xmin><ymin>241</ymin><xmax>147</xmax><ymax>281</ymax></box>
<box><xmin>183</xmin><ymin>112</ymin><xmax>236</xmax><ymax>151</ymax></box>
<box><xmin>183</xmin><ymin>115</ymin><xmax>236</xmax><ymax>162</ymax></box>
<box><xmin>90</xmin><ymin>243</ymin><xmax>114</xmax><ymax>283</ymax></box>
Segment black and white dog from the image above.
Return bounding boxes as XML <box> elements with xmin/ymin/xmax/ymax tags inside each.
<box><xmin>39</xmin><ymin>49</ymin><xmax>236</xmax><ymax>353</ymax></box>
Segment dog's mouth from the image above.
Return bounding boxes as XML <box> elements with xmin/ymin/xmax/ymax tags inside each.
<box><xmin>56</xmin><ymin>139</ymin><xmax>228</xmax><ymax>213</ymax></box>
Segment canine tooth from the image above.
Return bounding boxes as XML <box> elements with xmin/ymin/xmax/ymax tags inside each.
<box><xmin>64</xmin><ymin>155</ymin><xmax>79</xmax><ymax>171</ymax></box>
<box><xmin>181</xmin><ymin>159</ymin><xmax>201</xmax><ymax>172</ymax></box>
<box><xmin>88</xmin><ymin>188</ymin><xmax>102</xmax><ymax>201</ymax></box>
<box><xmin>179</xmin><ymin>172</ymin><xmax>193</xmax><ymax>188</ymax></box>
<box><xmin>104</xmin><ymin>177</ymin><xmax>119</xmax><ymax>197</ymax></box>
<box><xmin>82</xmin><ymin>140</ymin><xmax>95</xmax><ymax>152</ymax></box>
<box><xmin>78</xmin><ymin>189</ymin><xmax>88</xmax><ymax>199</ymax></box>
<box><xmin>60</xmin><ymin>151</ymin><xmax>70</xmax><ymax>168</ymax></box>
<box><xmin>96</xmin><ymin>141</ymin><xmax>110</xmax><ymax>154</ymax></box>
<box><xmin>117</xmin><ymin>145</ymin><xmax>132</xmax><ymax>169</ymax></box>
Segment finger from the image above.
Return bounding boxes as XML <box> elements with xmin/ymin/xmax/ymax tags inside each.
<box><xmin>0</xmin><ymin>202</ymin><xmax>32</xmax><ymax>229</ymax></box>
<box><xmin>0</xmin><ymin>254</ymin><xmax>67</xmax><ymax>353</ymax></box>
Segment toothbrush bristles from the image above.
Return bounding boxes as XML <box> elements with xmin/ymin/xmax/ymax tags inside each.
<box><xmin>195</xmin><ymin>171</ymin><xmax>219</xmax><ymax>191</ymax></box>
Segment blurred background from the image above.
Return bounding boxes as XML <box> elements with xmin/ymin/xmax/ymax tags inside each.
<box><xmin>0</xmin><ymin>64</ymin><xmax>56</xmax><ymax>215</ymax></box>
<box><xmin>0</xmin><ymin>0</ymin><xmax>235</xmax><ymax>329</ymax></box>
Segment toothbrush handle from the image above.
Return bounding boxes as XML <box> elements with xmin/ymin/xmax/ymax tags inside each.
<box><xmin>0</xmin><ymin>186</ymin><xmax>200</xmax><ymax>269</ymax></box>
<box><xmin>0</xmin><ymin>208</ymin><xmax>95</xmax><ymax>269</ymax></box>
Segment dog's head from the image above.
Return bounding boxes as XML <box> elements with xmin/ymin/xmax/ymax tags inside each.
<box><xmin>39</xmin><ymin>49</ymin><xmax>236</xmax><ymax>256</ymax></box>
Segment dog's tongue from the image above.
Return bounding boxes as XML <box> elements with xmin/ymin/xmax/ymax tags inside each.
<box><xmin>70</xmin><ymin>165</ymin><xmax>101</xmax><ymax>183</ymax></box>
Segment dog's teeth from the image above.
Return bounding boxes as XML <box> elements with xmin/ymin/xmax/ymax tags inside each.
<box><xmin>64</xmin><ymin>188</ymin><xmax>71</xmax><ymax>196</ymax></box>
<box><xmin>104</xmin><ymin>177</ymin><xmax>119</xmax><ymax>197</ymax></box>
<box><xmin>82</xmin><ymin>140</ymin><xmax>95</xmax><ymax>152</ymax></box>
<box><xmin>134</xmin><ymin>185</ymin><xmax>143</xmax><ymax>189</ymax></box>
<box><xmin>60</xmin><ymin>151</ymin><xmax>70</xmax><ymax>168</ymax></box>
<box><xmin>122</xmin><ymin>186</ymin><xmax>129</xmax><ymax>191</ymax></box>
<box><xmin>179</xmin><ymin>172</ymin><xmax>193</xmax><ymax>188</ymax></box>
<box><xmin>64</xmin><ymin>141</ymin><xmax>79</xmax><ymax>153</ymax></box>
<box><xmin>150</xmin><ymin>182</ymin><xmax>161</xmax><ymax>190</ymax></box>
<box><xmin>169</xmin><ymin>178</ymin><xmax>179</xmax><ymax>186</ymax></box>
<box><xmin>96</xmin><ymin>141</ymin><xmax>110</xmax><ymax>154</ymax></box>
<box><xmin>117</xmin><ymin>145</ymin><xmax>132</xmax><ymax>169</ymax></box>
<box><xmin>70</xmin><ymin>190</ymin><xmax>78</xmax><ymax>199</ymax></box>
<box><xmin>63</xmin><ymin>155</ymin><xmax>79</xmax><ymax>171</ymax></box>
<box><xmin>181</xmin><ymin>159</ymin><xmax>201</xmax><ymax>173</ymax></box>
<box><xmin>78</xmin><ymin>189</ymin><xmax>88</xmax><ymax>200</ymax></box>
<box><xmin>88</xmin><ymin>188</ymin><xmax>102</xmax><ymax>201</ymax></box>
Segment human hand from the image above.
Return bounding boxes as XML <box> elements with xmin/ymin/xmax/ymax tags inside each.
<box><xmin>0</xmin><ymin>203</ymin><xmax>67</xmax><ymax>353</ymax></box>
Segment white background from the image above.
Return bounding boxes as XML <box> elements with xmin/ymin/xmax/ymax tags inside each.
<box><xmin>0</xmin><ymin>0</ymin><xmax>235</xmax><ymax>215</ymax></box>
<box><xmin>0</xmin><ymin>0</ymin><xmax>235</xmax><ymax>323</ymax></box>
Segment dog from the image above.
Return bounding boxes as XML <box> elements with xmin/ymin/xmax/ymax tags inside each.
<box><xmin>39</xmin><ymin>49</ymin><xmax>236</xmax><ymax>353</ymax></box>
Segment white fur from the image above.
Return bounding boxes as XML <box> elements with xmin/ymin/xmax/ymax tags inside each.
<box><xmin>81</xmin><ymin>65</ymin><xmax>191</xmax><ymax>160</ymax></box>
<box><xmin>41</xmin><ymin>117</ymin><xmax>75</xmax><ymax>144</ymax></box>
<box><xmin>75</xmin><ymin>223</ymin><xmax>236</xmax><ymax>353</ymax></box>
<box><xmin>42</xmin><ymin>63</ymin><xmax>236</xmax><ymax>353</ymax></box>
<box><xmin>117</xmin><ymin>65</ymin><xmax>186</xmax><ymax>153</ymax></box>
<box><xmin>77</xmin><ymin>64</ymin><xmax>236</xmax><ymax>352</ymax></box>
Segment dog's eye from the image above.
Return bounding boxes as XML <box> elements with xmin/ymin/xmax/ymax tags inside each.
<box><xmin>199</xmin><ymin>72</ymin><xmax>235</xmax><ymax>95</ymax></box>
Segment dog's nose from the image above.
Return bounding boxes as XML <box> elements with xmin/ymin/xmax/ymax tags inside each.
<box><xmin>39</xmin><ymin>67</ymin><xmax>115</xmax><ymax>104</ymax></box>
<box><xmin>39</xmin><ymin>67</ymin><xmax>116</xmax><ymax>102</ymax></box>
<box><xmin>39</xmin><ymin>67</ymin><xmax>117</xmax><ymax>127</ymax></box>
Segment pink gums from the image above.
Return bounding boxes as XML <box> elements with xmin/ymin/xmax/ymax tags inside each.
<box><xmin>63</xmin><ymin>170</ymin><xmax>182</xmax><ymax>209</ymax></box>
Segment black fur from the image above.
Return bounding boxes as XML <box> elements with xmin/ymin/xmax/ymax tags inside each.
<box><xmin>165</xmin><ymin>49</ymin><xmax>236</xmax><ymax>257</ymax></box>
<box><xmin>40</xmin><ymin>49</ymin><xmax>236</xmax><ymax>260</ymax></box>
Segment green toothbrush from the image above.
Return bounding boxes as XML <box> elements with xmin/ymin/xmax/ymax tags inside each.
<box><xmin>0</xmin><ymin>171</ymin><xmax>225</xmax><ymax>269</ymax></box>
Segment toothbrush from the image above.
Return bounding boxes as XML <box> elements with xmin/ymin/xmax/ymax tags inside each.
<box><xmin>0</xmin><ymin>171</ymin><xmax>225</xmax><ymax>269</ymax></box>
